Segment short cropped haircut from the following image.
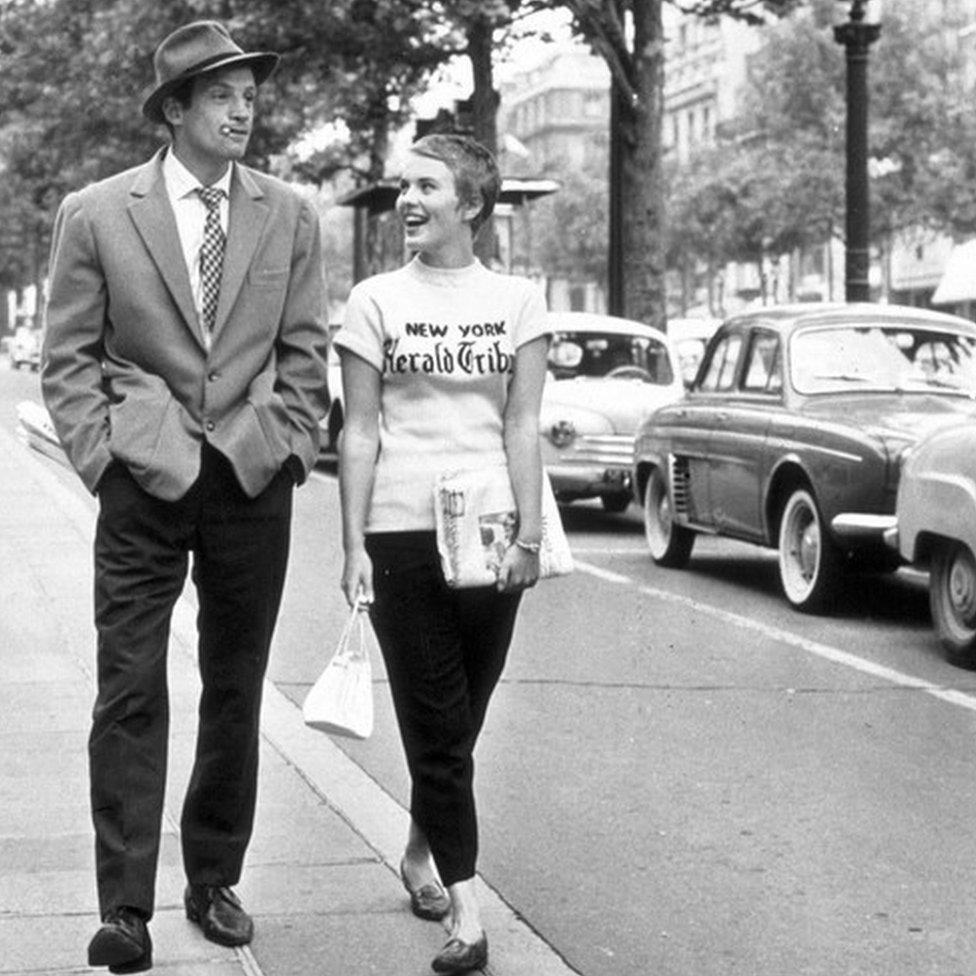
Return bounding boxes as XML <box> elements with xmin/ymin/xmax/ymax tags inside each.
<box><xmin>409</xmin><ymin>133</ymin><xmax>501</xmax><ymax>238</ymax></box>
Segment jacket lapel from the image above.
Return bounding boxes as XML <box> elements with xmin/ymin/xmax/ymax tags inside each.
<box><xmin>127</xmin><ymin>151</ymin><xmax>205</xmax><ymax>348</ymax></box>
<box><xmin>212</xmin><ymin>166</ymin><xmax>269</xmax><ymax>341</ymax></box>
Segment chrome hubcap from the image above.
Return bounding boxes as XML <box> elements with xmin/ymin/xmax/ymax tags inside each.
<box><xmin>948</xmin><ymin>553</ymin><xmax>976</xmax><ymax>625</ymax></box>
<box><xmin>657</xmin><ymin>492</ymin><xmax>672</xmax><ymax>534</ymax></box>
<box><xmin>798</xmin><ymin>520</ymin><xmax>819</xmax><ymax>581</ymax></box>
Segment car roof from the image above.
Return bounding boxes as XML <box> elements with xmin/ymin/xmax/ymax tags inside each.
<box><xmin>546</xmin><ymin>310</ymin><xmax>668</xmax><ymax>342</ymax></box>
<box><xmin>721</xmin><ymin>302</ymin><xmax>976</xmax><ymax>334</ymax></box>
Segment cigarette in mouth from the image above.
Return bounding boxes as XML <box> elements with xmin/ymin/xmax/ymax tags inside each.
<box><xmin>220</xmin><ymin>125</ymin><xmax>233</xmax><ymax>135</ymax></box>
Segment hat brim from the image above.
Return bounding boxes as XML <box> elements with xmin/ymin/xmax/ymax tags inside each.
<box><xmin>142</xmin><ymin>51</ymin><xmax>279</xmax><ymax>124</ymax></box>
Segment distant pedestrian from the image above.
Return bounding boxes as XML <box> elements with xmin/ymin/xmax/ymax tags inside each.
<box><xmin>41</xmin><ymin>20</ymin><xmax>329</xmax><ymax>974</ymax></box>
<box><xmin>335</xmin><ymin>133</ymin><xmax>550</xmax><ymax>974</ymax></box>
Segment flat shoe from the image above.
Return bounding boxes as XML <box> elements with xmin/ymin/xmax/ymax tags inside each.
<box><xmin>184</xmin><ymin>884</ymin><xmax>254</xmax><ymax>947</ymax></box>
<box><xmin>431</xmin><ymin>933</ymin><xmax>488</xmax><ymax>974</ymax></box>
<box><xmin>88</xmin><ymin>908</ymin><xmax>152</xmax><ymax>973</ymax></box>
<box><xmin>400</xmin><ymin>858</ymin><xmax>451</xmax><ymax>921</ymax></box>
<box><xmin>108</xmin><ymin>951</ymin><xmax>153</xmax><ymax>975</ymax></box>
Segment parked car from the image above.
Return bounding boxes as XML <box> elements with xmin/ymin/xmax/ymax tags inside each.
<box><xmin>10</xmin><ymin>325</ymin><xmax>41</xmax><ymax>371</ymax></box>
<box><xmin>542</xmin><ymin>311</ymin><xmax>685</xmax><ymax>513</ymax></box>
<box><xmin>885</xmin><ymin>424</ymin><xmax>976</xmax><ymax>667</ymax></box>
<box><xmin>633</xmin><ymin>303</ymin><xmax>976</xmax><ymax>611</ymax></box>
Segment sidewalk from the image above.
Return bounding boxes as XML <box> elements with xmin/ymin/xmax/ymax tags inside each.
<box><xmin>0</xmin><ymin>416</ymin><xmax>578</xmax><ymax>976</ymax></box>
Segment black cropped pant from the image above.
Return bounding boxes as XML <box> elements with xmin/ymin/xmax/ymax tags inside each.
<box><xmin>90</xmin><ymin>445</ymin><xmax>292</xmax><ymax>919</ymax></box>
<box><xmin>366</xmin><ymin>531</ymin><xmax>521</xmax><ymax>887</ymax></box>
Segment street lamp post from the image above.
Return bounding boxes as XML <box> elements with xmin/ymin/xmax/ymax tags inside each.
<box><xmin>834</xmin><ymin>0</ymin><xmax>881</xmax><ymax>303</ymax></box>
<box><xmin>608</xmin><ymin>77</ymin><xmax>625</xmax><ymax>317</ymax></box>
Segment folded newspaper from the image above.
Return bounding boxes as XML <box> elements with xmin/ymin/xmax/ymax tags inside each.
<box><xmin>434</xmin><ymin>466</ymin><xmax>573</xmax><ymax>588</ymax></box>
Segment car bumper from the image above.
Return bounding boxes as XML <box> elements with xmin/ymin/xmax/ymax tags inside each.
<box><xmin>545</xmin><ymin>434</ymin><xmax>634</xmax><ymax>499</ymax></box>
<box><xmin>547</xmin><ymin>463</ymin><xmax>632</xmax><ymax>499</ymax></box>
<box><xmin>830</xmin><ymin>513</ymin><xmax>898</xmax><ymax>541</ymax></box>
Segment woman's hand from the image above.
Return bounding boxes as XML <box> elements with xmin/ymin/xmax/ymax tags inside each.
<box><xmin>341</xmin><ymin>547</ymin><xmax>374</xmax><ymax>608</ymax></box>
<box><xmin>497</xmin><ymin>543</ymin><xmax>540</xmax><ymax>593</ymax></box>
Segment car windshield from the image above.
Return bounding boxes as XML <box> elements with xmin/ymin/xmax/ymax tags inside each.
<box><xmin>791</xmin><ymin>324</ymin><xmax>976</xmax><ymax>396</ymax></box>
<box><xmin>548</xmin><ymin>331</ymin><xmax>675</xmax><ymax>385</ymax></box>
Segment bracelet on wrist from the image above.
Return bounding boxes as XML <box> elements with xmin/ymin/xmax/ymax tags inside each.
<box><xmin>514</xmin><ymin>537</ymin><xmax>542</xmax><ymax>554</ymax></box>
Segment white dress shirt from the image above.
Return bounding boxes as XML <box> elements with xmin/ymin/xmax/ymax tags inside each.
<box><xmin>162</xmin><ymin>149</ymin><xmax>232</xmax><ymax>346</ymax></box>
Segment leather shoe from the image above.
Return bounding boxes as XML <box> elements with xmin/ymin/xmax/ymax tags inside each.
<box><xmin>400</xmin><ymin>857</ymin><xmax>451</xmax><ymax>921</ymax></box>
<box><xmin>184</xmin><ymin>884</ymin><xmax>254</xmax><ymax>947</ymax></box>
<box><xmin>431</xmin><ymin>933</ymin><xmax>488</xmax><ymax>974</ymax></box>
<box><xmin>87</xmin><ymin>907</ymin><xmax>152</xmax><ymax>973</ymax></box>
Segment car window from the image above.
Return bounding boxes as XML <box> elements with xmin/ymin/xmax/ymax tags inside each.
<box><xmin>548</xmin><ymin>331</ymin><xmax>675</xmax><ymax>385</ymax></box>
<box><xmin>676</xmin><ymin>338</ymin><xmax>706</xmax><ymax>386</ymax></box>
<box><xmin>742</xmin><ymin>332</ymin><xmax>782</xmax><ymax>394</ymax></box>
<box><xmin>792</xmin><ymin>324</ymin><xmax>976</xmax><ymax>395</ymax></box>
<box><xmin>698</xmin><ymin>333</ymin><xmax>742</xmax><ymax>392</ymax></box>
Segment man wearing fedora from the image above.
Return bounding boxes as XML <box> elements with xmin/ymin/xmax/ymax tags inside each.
<box><xmin>41</xmin><ymin>20</ymin><xmax>329</xmax><ymax>973</ymax></box>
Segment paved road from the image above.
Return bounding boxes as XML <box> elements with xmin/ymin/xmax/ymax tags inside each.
<box><xmin>7</xmin><ymin>365</ymin><xmax>976</xmax><ymax>976</ymax></box>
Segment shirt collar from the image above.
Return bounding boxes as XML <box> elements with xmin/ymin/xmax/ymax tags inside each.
<box><xmin>162</xmin><ymin>148</ymin><xmax>234</xmax><ymax>200</ymax></box>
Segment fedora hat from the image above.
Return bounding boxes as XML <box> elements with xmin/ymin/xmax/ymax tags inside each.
<box><xmin>142</xmin><ymin>21</ymin><xmax>279</xmax><ymax>124</ymax></box>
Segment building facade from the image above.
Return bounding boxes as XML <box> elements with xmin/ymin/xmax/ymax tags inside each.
<box><xmin>498</xmin><ymin>1</ymin><xmax>976</xmax><ymax>320</ymax></box>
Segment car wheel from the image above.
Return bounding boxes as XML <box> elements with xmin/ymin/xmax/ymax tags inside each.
<box><xmin>601</xmin><ymin>493</ymin><xmax>630</xmax><ymax>514</ymax></box>
<box><xmin>643</xmin><ymin>466</ymin><xmax>694</xmax><ymax>567</ymax></box>
<box><xmin>777</xmin><ymin>488</ymin><xmax>841</xmax><ymax>612</ymax></box>
<box><xmin>930</xmin><ymin>540</ymin><xmax>976</xmax><ymax>669</ymax></box>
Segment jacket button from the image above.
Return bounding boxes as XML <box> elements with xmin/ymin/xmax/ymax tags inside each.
<box><xmin>205</xmin><ymin>420</ymin><xmax>215</xmax><ymax>432</ymax></box>
<box><xmin>208</xmin><ymin>371</ymin><xmax>219</xmax><ymax>382</ymax></box>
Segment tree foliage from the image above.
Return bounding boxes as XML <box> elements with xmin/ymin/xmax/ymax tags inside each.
<box><xmin>531</xmin><ymin>158</ymin><xmax>609</xmax><ymax>286</ymax></box>
<box><xmin>0</xmin><ymin>0</ymin><xmax>462</xmax><ymax>293</ymax></box>
<box><xmin>0</xmin><ymin>0</ymin><xmax>809</xmax><ymax>325</ymax></box>
<box><xmin>667</xmin><ymin>0</ymin><xmax>976</xmax><ymax>286</ymax></box>
<box><xmin>540</xmin><ymin>0</ymin><xmax>796</xmax><ymax>326</ymax></box>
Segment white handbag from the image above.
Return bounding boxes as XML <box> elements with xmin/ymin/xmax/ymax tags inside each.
<box><xmin>434</xmin><ymin>466</ymin><xmax>574</xmax><ymax>588</ymax></box>
<box><xmin>302</xmin><ymin>603</ymin><xmax>374</xmax><ymax>739</ymax></box>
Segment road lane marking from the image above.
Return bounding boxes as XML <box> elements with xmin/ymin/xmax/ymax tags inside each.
<box><xmin>575</xmin><ymin>562</ymin><xmax>632</xmax><ymax>585</ymax></box>
<box><xmin>573</xmin><ymin>558</ymin><xmax>976</xmax><ymax>715</ymax></box>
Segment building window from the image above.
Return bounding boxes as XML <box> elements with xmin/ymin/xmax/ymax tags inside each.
<box><xmin>584</xmin><ymin>91</ymin><xmax>604</xmax><ymax>117</ymax></box>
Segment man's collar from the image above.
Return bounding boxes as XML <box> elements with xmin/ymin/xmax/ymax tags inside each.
<box><xmin>162</xmin><ymin>147</ymin><xmax>234</xmax><ymax>197</ymax></box>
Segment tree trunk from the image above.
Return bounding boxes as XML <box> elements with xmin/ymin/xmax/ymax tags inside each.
<box><xmin>467</xmin><ymin>15</ymin><xmax>498</xmax><ymax>265</ymax></box>
<box><xmin>362</xmin><ymin>117</ymin><xmax>391</xmax><ymax>279</ymax></box>
<box><xmin>620</xmin><ymin>2</ymin><xmax>667</xmax><ymax>329</ymax></box>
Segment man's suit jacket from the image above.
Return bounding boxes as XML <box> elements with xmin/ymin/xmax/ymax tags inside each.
<box><xmin>42</xmin><ymin>148</ymin><xmax>330</xmax><ymax>501</ymax></box>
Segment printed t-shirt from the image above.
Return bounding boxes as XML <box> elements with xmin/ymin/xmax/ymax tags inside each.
<box><xmin>333</xmin><ymin>256</ymin><xmax>548</xmax><ymax>532</ymax></box>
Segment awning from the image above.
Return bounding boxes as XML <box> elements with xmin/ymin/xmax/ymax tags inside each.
<box><xmin>931</xmin><ymin>239</ymin><xmax>976</xmax><ymax>305</ymax></box>
<box><xmin>339</xmin><ymin>177</ymin><xmax>560</xmax><ymax>215</ymax></box>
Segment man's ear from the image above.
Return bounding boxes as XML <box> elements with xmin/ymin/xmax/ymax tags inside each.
<box><xmin>161</xmin><ymin>97</ymin><xmax>184</xmax><ymax>129</ymax></box>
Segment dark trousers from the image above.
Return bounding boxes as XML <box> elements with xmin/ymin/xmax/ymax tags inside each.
<box><xmin>90</xmin><ymin>444</ymin><xmax>292</xmax><ymax>919</ymax></box>
<box><xmin>365</xmin><ymin>531</ymin><xmax>521</xmax><ymax>887</ymax></box>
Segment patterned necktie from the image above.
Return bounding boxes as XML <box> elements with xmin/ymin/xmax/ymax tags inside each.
<box><xmin>196</xmin><ymin>186</ymin><xmax>226</xmax><ymax>332</ymax></box>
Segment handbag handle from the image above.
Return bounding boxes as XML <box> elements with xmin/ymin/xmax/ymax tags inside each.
<box><xmin>338</xmin><ymin>597</ymin><xmax>371</xmax><ymax>664</ymax></box>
